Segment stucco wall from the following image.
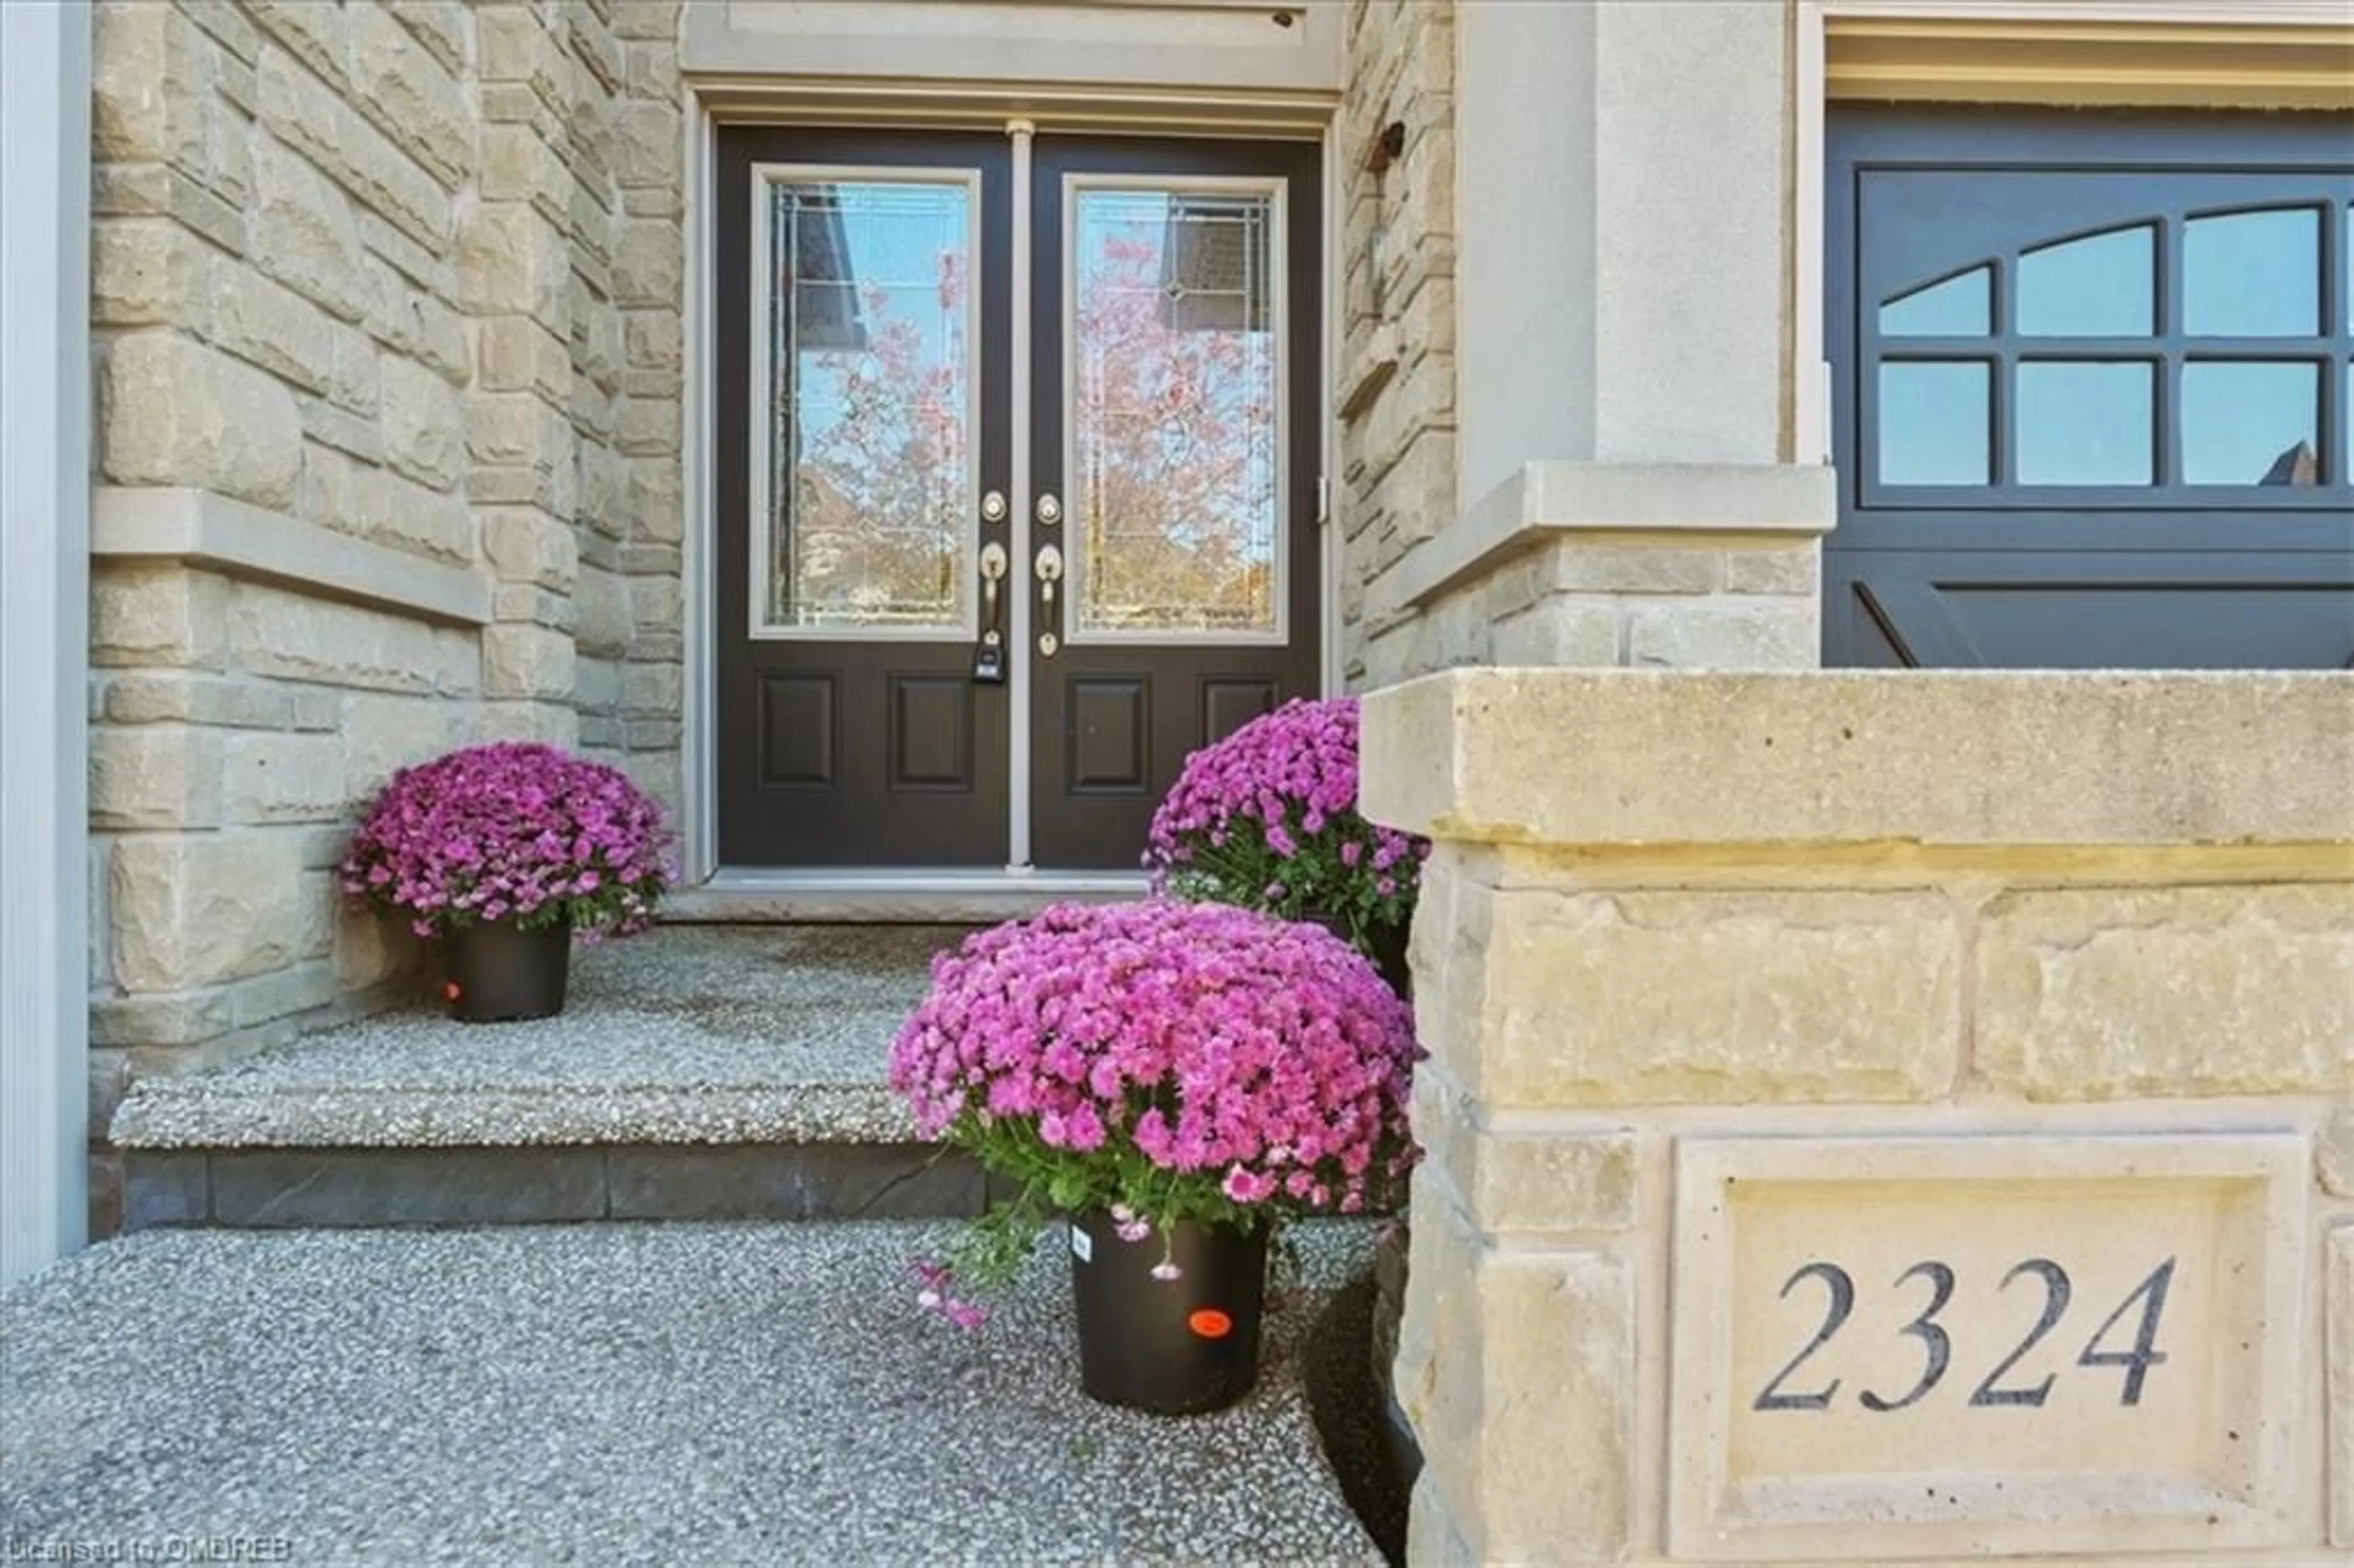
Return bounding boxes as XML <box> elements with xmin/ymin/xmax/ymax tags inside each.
<box><xmin>83</xmin><ymin>0</ymin><xmax>686</xmax><ymax>1230</ymax></box>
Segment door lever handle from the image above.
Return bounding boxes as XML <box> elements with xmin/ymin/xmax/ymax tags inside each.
<box><xmin>981</xmin><ymin>542</ymin><xmax>1008</xmax><ymax>610</ymax></box>
<box><xmin>975</xmin><ymin>544</ymin><xmax>1010</xmax><ymax>683</ymax></box>
<box><xmin>1033</xmin><ymin>543</ymin><xmax>1064</xmax><ymax>653</ymax></box>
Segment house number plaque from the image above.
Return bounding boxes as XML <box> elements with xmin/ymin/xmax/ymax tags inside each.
<box><xmin>1666</xmin><ymin>1133</ymin><xmax>2304</xmax><ymax>1562</ymax></box>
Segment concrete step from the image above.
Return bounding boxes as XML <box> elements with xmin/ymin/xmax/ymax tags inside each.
<box><xmin>1</xmin><ymin>1220</ymin><xmax>1384</xmax><ymax>1564</ymax></box>
<box><xmin>109</xmin><ymin>924</ymin><xmax>988</xmax><ymax>1230</ymax></box>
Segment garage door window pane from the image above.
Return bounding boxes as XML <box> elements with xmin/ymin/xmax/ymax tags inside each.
<box><xmin>1878</xmin><ymin>362</ymin><xmax>1989</xmax><ymax>485</ymax></box>
<box><xmin>2017</xmin><ymin>362</ymin><xmax>2153</xmax><ymax>485</ymax></box>
<box><xmin>2184</xmin><ymin>208</ymin><xmax>2320</xmax><ymax>337</ymax></box>
<box><xmin>1881</xmin><ymin>267</ymin><xmax>1991</xmax><ymax>337</ymax></box>
<box><xmin>2182</xmin><ymin>362</ymin><xmax>2319</xmax><ymax>485</ymax></box>
<box><xmin>2017</xmin><ymin>226</ymin><xmax>2154</xmax><ymax>337</ymax></box>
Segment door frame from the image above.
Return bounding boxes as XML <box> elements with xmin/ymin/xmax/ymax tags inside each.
<box><xmin>679</xmin><ymin>80</ymin><xmax>1343</xmax><ymax>890</ymax></box>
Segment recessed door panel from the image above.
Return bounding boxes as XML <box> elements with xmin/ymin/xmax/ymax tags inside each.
<box><xmin>757</xmin><ymin>674</ymin><xmax>836</xmax><ymax>788</ymax></box>
<box><xmin>1067</xmin><ymin>677</ymin><xmax>1151</xmax><ymax>794</ymax></box>
<box><xmin>890</xmin><ymin>674</ymin><xmax>975</xmax><ymax>792</ymax></box>
<box><xmin>1201</xmin><ymin>676</ymin><xmax>1278</xmax><ymax>745</ymax></box>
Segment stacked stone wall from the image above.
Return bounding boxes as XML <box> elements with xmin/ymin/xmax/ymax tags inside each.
<box><xmin>84</xmin><ymin>0</ymin><xmax>685</xmax><ymax>1231</ymax></box>
<box><xmin>1337</xmin><ymin>0</ymin><xmax>1457</xmax><ymax>691</ymax></box>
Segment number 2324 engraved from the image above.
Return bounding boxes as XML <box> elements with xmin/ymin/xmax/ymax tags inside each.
<box><xmin>1753</xmin><ymin>1256</ymin><xmax>2176</xmax><ymax>1414</ymax></box>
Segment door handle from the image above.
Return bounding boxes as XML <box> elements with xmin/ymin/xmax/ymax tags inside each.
<box><xmin>981</xmin><ymin>541</ymin><xmax>1008</xmax><ymax>611</ymax></box>
<box><xmin>975</xmin><ymin>543</ymin><xmax>1009</xmax><ymax>683</ymax></box>
<box><xmin>1034</xmin><ymin>544</ymin><xmax>1064</xmax><ymax>657</ymax></box>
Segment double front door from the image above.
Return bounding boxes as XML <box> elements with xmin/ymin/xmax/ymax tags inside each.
<box><xmin>715</xmin><ymin>128</ymin><xmax>1322</xmax><ymax>869</ymax></box>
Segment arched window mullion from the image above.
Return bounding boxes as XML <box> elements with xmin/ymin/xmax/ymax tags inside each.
<box><xmin>2156</xmin><ymin>213</ymin><xmax>2181</xmax><ymax>488</ymax></box>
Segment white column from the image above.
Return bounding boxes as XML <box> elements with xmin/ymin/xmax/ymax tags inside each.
<box><xmin>1457</xmin><ymin>0</ymin><xmax>1795</xmax><ymax>500</ymax></box>
<box><xmin>1</xmin><ymin>0</ymin><xmax>94</xmax><ymax>1286</ymax></box>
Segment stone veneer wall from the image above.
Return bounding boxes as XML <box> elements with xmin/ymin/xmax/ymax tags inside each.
<box><xmin>84</xmin><ymin>0</ymin><xmax>685</xmax><ymax>1231</ymax></box>
<box><xmin>1336</xmin><ymin>0</ymin><xmax>1457</xmax><ymax>692</ymax></box>
<box><xmin>1366</xmin><ymin>669</ymin><xmax>2354</xmax><ymax>1564</ymax></box>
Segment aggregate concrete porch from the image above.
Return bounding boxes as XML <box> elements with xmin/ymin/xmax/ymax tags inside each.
<box><xmin>109</xmin><ymin>926</ymin><xmax>981</xmax><ymax>1229</ymax></box>
<box><xmin>1</xmin><ymin>1221</ymin><xmax>1382</xmax><ymax>1564</ymax></box>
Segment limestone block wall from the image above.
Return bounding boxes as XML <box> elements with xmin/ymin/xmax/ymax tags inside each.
<box><xmin>1365</xmin><ymin>669</ymin><xmax>2354</xmax><ymax>1566</ymax></box>
<box><xmin>84</xmin><ymin>0</ymin><xmax>686</xmax><ymax>1230</ymax></box>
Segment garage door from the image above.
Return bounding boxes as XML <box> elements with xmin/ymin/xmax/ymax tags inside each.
<box><xmin>1825</xmin><ymin>108</ymin><xmax>2354</xmax><ymax>669</ymax></box>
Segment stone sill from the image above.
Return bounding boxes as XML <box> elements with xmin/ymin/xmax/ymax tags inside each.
<box><xmin>93</xmin><ymin>486</ymin><xmax>491</xmax><ymax>627</ymax></box>
<box><xmin>1385</xmin><ymin>460</ymin><xmax>1837</xmax><ymax>613</ymax></box>
<box><xmin>1362</xmin><ymin>668</ymin><xmax>2354</xmax><ymax>849</ymax></box>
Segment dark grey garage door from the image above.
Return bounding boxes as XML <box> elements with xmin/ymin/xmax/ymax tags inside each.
<box><xmin>1826</xmin><ymin>108</ymin><xmax>2354</xmax><ymax>669</ymax></box>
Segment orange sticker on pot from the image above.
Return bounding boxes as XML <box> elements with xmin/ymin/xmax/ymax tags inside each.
<box><xmin>1188</xmin><ymin>1309</ymin><xmax>1233</xmax><ymax>1339</ymax></box>
<box><xmin>443</xmin><ymin>981</ymin><xmax>463</xmax><ymax>1002</ymax></box>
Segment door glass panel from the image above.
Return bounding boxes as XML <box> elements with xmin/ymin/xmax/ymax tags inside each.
<box><xmin>1878</xmin><ymin>361</ymin><xmax>1990</xmax><ymax>485</ymax></box>
<box><xmin>1880</xmin><ymin>266</ymin><xmax>1990</xmax><ymax>337</ymax></box>
<box><xmin>760</xmin><ymin>175</ymin><xmax>975</xmax><ymax>632</ymax></box>
<box><xmin>2184</xmin><ymin>208</ymin><xmax>2320</xmax><ymax>337</ymax></box>
<box><xmin>2017</xmin><ymin>226</ymin><xmax>2154</xmax><ymax>337</ymax></box>
<box><xmin>2182</xmin><ymin>362</ymin><xmax>2320</xmax><ymax>485</ymax></box>
<box><xmin>2017</xmin><ymin>362</ymin><xmax>2154</xmax><ymax>485</ymax></box>
<box><xmin>1068</xmin><ymin>185</ymin><xmax>1281</xmax><ymax>638</ymax></box>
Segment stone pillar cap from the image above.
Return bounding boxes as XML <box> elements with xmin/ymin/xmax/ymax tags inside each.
<box><xmin>1362</xmin><ymin>668</ymin><xmax>2354</xmax><ymax>849</ymax></box>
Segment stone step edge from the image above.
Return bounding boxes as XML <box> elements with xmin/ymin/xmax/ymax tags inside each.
<box><xmin>124</xmin><ymin>1141</ymin><xmax>992</xmax><ymax>1232</ymax></box>
<box><xmin>110</xmin><ymin>1080</ymin><xmax>915</xmax><ymax>1151</ymax></box>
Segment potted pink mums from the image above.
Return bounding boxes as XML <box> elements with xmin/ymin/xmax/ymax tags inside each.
<box><xmin>340</xmin><ymin>742</ymin><xmax>673</xmax><ymax>1022</ymax></box>
<box><xmin>1144</xmin><ymin>696</ymin><xmax>1428</xmax><ymax>995</ymax></box>
<box><xmin>889</xmin><ymin>900</ymin><xmax>1418</xmax><ymax>1415</ymax></box>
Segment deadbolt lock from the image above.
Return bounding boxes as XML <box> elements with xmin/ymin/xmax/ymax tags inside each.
<box><xmin>981</xmin><ymin>490</ymin><xmax>1008</xmax><ymax>523</ymax></box>
<box><xmin>1037</xmin><ymin>493</ymin><xmax>1062</xmax><ymax>527</ymax></box>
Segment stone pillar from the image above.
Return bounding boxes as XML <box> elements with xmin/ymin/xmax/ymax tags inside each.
<box><xmin>1365</xmin><ymin>669</ymin><xmax>2353</xmax><ymax>1565</ymax></box>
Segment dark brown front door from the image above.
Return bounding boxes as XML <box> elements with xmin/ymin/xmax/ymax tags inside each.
<box><xmin>714</xmin><ymin>127</ymin><xmax>1322</xmax><ymax>870</ymax></box>
<box><xmin>1027</xmin><ymin>137</ymin><xmax>1323</xmax><ymax>867</ymax></box>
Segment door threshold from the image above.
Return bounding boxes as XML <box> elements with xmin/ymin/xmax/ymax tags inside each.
<box><xmin>665</xmin><ymin>867</ymin><xmax>1148</xmax><ymax>924</ymax></box>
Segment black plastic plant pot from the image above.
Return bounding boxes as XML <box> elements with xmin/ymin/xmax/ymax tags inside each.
<box><xmin>1305</xmin><ymin>913</ymin><xmax>1412</xmax><ymax>1002</ymax></box>
<box><xmin>1069</xmin><ymin>1211</ymin><xmax>1270</xmax><ymax>1416</ymax></box>
<box><xmin>1362</xmin><ymin>919</ymin><xmax>1411</xmax><ymax>1002</ymax></box>
<box><xmin>440</xmin><ymin>916</ymin><xmax>571</xmax><ymax>1022</ymax></box>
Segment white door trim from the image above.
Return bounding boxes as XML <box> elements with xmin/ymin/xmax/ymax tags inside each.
<box><xmin>1007</xmin><ymin>118</ymin><xmax>1036</xmax><ymax>869</ymax></box>
<box><xmin>677</xmin><ymin>79</ymin><xmax>1338</xmax><ymax>889</ymax></box>
<box><xmin>0</xmin><ymin>0</ymin><xmax>93</xmax><ymax>1286</ymax></box>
